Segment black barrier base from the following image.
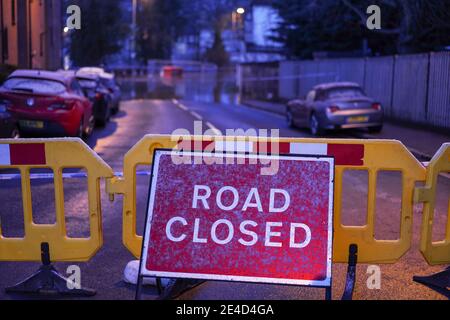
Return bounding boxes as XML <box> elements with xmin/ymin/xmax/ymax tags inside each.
<box><xmin>413</xmin><ymin>266</ymin><xmax>450</xmax><ymax>299</ymax></box>
<box><xmin>136</xmin><ymin>245</ymin><xmax>358</xmax><ymax>301</ymax></box>
<box><xmin>341</xmin><ymin>244</ymin><xmax>358</xmax><ymax>300</ymax></box>
<box><xmin>5</xmin><ymin>243</ymin><xmax>96</xmax><ymax>297</ymax></box>
<box><xmin>135</xmin><ymin>276</ymin><xmax>204</xmax><ymax>300</ymax></box>
<box><xmin>158</xmin><ymin>279</ymin><xmax>205</xmax><ymax>300</ymax></box>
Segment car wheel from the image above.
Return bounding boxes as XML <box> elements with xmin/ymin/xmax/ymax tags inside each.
<box><xmin>10</xmin><ymin>127</ymin><xmax>20</xmax><ymax>139</ymax></box>
<box><xmin>309</xmin><ymin>114</ymin><xmax>324</xmax><ymax>136</ymax></box>
<box><xmin>76</xmin><ymin>119</ymin><xmax>84</xmax><ymax>139</ymax></box>
<box><xmin>97</xmin><ymin>110</ymin><xmax>109</xmax><ymax>127</ymax></box>
<box><xmin>85</xmin><ymin>115</ymin><xmax>95</xmax><ymax>138</ymax></box>
<box><xmin>368</xmin><ymin>125</ymin><xmax>383</xmax><ymax>134</ymax></box>
<box><xmin>287</xmin><ymin>109</ymin><xmax>295</xmax><ymax>128</ymax></box>
<box><xmin>105</xmin><ymin>104</ymin><xmax>112</xmax><ymax>124</ymax></box>
<box><xmin>111</xmin><ymin>104</ymin><xmax>119</xmax><ymax>116</ymax></box>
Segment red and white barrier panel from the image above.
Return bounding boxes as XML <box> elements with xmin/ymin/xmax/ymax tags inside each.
<box><xmin>0</xmin><ymin>143</ymin><xmax>46</xmax><ymax>166</ymax></box>
<box><xmin>178</xmin><ymin>140</ymin><xmax>365</xmax><ymax>166</ymax></box>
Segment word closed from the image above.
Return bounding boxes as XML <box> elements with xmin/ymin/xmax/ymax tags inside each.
<box><xmin>141</xmin><ymin>151</ymin><xmax>334</xmax><ymax>286</ymax></box>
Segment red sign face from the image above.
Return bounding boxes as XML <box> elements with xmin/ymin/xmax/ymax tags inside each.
<box><xmin>140</xmin><ymin>150</ymin><xmax>334</xmax><ymax>287</ymax></box>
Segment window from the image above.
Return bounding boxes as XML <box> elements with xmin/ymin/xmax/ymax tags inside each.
<box><xmin>324</xmin><ymin>87</ymin><xmax>365</xmax><ymax>100</ymax></box>
<box><xmin>3</xmin><ymin>77</ymin><xmax>67</xmax><ymax>94</ymax></box>
<box><xmin>40</xmin><ymin>33</ymin><xmax>44</xmax><ymax>57</ymax></box>
<box><xmin>11</xmin><ymin>0</ymin><xmax>16</xmax><ymax>26</ymax></box>
<box><xmin>70</xmin><ymin>80</ymin><xmax>84</xmax><ymax>96</ymax></box>
<box><xmin>306</xmin><ymin>90</ymin><xmax>316</xmax><ymax>103</ymax></box>
<box><xmin>100</xmin><ymin>78</ymin><xmax>114</xmax><ymax>89</ymax></box>
<box><xmin>2</xmin><ymin>28</ymin><xmax>8</xmax><ymax>60</ymax></box>
<box><xmin>77</xmin><ymin>79</ymin><xmax>98</xmax><ymax>89</ymax></box>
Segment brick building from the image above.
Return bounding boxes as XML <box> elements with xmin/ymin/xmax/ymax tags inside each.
<box><xmin>0</xmin><ymin>0</ymin><xmax>62</xmax><ymax>70</ymax></box>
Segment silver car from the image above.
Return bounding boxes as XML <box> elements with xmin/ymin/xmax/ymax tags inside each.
<box><xmin>286</xmin><ymin>82</ymin><xmax>383</xmax><ymax>135</ymax></box>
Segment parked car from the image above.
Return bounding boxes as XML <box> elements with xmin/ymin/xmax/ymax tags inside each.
<box><xmin>286</xmin><ymin>82</ymin><xmax>383</xmax><ymax>135</ymax></box>
<box><xmin>75</xmin><ymin>72</ymin><xmax>113</xmax><ymax>126</ymax></box>
<box><xmin>78</xmin><ymin>67</ymin><xmax>121</xmax><ymax>115</ymax></box>
<box><xmin>99</xmin><ymin>73</ymin><xmax>121</xmax><ymax>115</ymax></box>
<box><xmin>0</xmin><ymin>70</ymin><xmax>94</xmax><ymax>138</ymax></box>
<box><xmin>0</xmin><ymin>100</ymin><xmax>19</xmax><ymax>138</ymax></box>
<box><xmin>161</xmin><ymin>66</ymin><xmax>184</xmax><ymax>78</ymax></box>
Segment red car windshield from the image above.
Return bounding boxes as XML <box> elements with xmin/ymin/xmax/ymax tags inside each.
<box><xmin>3</xmin><ymin>77</ymin><xmax>66</xmax><ymax>95</ymax></box>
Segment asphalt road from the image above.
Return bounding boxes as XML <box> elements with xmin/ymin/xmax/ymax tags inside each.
<box><xmin>0</xmin><ymin>98</ymin><xmax>448</xmax><ymax>300</ymax></box>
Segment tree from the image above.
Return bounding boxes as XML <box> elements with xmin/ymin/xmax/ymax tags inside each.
<box><xmin>272</xmin><ymin>0</ymin><xmax>366</xmax><ymax>59</ymax></box>
<box><xmin>135</xmin><ymin>0</ymin><xmax>185</xmax><ymax>63</ymax></box>
<box><xmin>180</xmin><ymin>0</ymin><xmax>250</xmax><ymax>65</ymax></box>
<box><xmin>134</xmin><ymin>0</ymin><xmax>250</xmax><ymax>65</ymax></box>
<box><xmin>341</xmin><ymin>0</ymin><xmax>450</xmax><ymax>54</ymax></box>
<box><xmin>204</xmin><ymin>29</ymin><xmax>230</xmax><ymax>67</ymax></box>
<box><xmin>69</xmin><ymin>0</ymin><xmax>128</xmax><ymax>66</ymax></box>
<box><xmin>273</xmin><ymin>0</ymin><xmax>450</xmax><ymax>58</ymax></box>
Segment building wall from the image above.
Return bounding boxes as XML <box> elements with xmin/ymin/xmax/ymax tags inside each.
<box><xmin>0</xmin><ymin>0</ymin><xmax>62</xmax><ymax>69</ymax></box>
<box><xmin>43</xmin><ymin>0</ymin><xmax>62</xmax><ymax>69</ymax></box>
<box><xmin>30</xmin><ymin>0</ymin><xmax>45</xmax><ymax>68</ymax></box>
<box><xmin>1</xmin><ymin>0</ymin><xmax>19</xmax><ymax>66</ymax></box>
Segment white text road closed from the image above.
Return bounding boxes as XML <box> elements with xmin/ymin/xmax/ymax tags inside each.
<box><xmin>140</xmin><ymin>151</ymin><xmax>334</xmax><ymax>286</ymax></box>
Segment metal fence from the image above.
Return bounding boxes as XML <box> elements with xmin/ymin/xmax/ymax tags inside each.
<box><xmin>427</xmin><ymin>52</ymin><xmax>450</xmax><ymax>129</ymax></box>
<box><xmin>242</xmin><ymin>52</ymin><xmax>450</xmax><ymax>130</ymax></box>
<box><xmin>239</xmin><ymin>62</ymin><xmax>280</xmax><ymax>101</ymax></box>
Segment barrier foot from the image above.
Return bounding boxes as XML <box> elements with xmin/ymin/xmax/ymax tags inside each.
<box><xmin>413</xmin><ymin>267</ymin><xmax>450</xmax><ymax>299</ymax></box>
<box><xmin>5</xmin><ymin>243</ymin><xmax>96</xmax><ymax>297</ymax></box>
<box><xmin>341</xmin><ymin>244</ymin><xmax>358</xmax><ymax>301</ymax></box>
<box><xmin>158</xmin><ymin>279</ymin><xmax>205</xmax><ymax>300</ymax></box>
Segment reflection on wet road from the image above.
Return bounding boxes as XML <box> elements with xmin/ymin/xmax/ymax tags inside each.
<box><xmin>119</xmin><ymin>70</ymin><xmax>239</xmax><ymax>105</ymax></box>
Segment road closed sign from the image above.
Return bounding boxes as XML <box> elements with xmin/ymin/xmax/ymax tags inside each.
<box><xmin>140</xmin><ymin>149</ymin><xmax>334</xmax><ymax>287</ymax></box>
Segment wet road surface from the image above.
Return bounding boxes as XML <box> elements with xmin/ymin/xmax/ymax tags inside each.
<box><xmin>0</xmin><ymin>76</ymin><xmax>449</xmax><ymax>300</ymax></box>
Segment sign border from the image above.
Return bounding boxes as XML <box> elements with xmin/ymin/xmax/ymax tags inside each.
<box><xmin>139</xmin><ymin>149</ymin><xmax>335</xmax><ymax>288</ymax></box>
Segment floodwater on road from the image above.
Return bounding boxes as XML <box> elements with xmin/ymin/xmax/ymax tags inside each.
<box><xmin>118</xmin><ymin>70</ymin><xmax>240</xmax><ymax>105</ymax></box>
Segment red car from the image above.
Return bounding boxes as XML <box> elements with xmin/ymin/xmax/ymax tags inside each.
<box><xmin>0</xmin><ymin>70</ymin><xmax>94</xmax><ymax>138</ymax></box>
<box><xmin>161</xmin><ymin>66</ymin><xmax>184</xmax><ymax>78</ymax></box>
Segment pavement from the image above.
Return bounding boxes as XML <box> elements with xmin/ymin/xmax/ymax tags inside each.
<box><xmin>0</xmin><ymin>97</ymin><xmax>449</xmax><ymax>300</ymax></box>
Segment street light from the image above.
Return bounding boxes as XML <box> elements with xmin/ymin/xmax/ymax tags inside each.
<box><xmin>233</xmin><ymin>8</ymin><xmax>246</xmax><ymax>63</ymax></box>
<box><xmin>131</xmin><ymin>0</ymin><xmax>138</xmax><ymax>63</ymax></box>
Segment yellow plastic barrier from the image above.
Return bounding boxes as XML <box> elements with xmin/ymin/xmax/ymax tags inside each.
<box><xmin>333</xmin><ymin>141</ymin><xmax>425</xmax><ymax>263</ymax></box>
<box><xmin>107</xmin><ymin>135</ymin><xmax>177</xmax><ymax>259</ymax></box>
<box><xmin>414</xmin><ymin>143</ymin><xmax>450</xmax><ymax>265</ymax></box>
<box><xmin>0</xmin><ymin>139</ymin><xmax>114</xmax><ymax>262</ymax></box>
<box><xmin>107</xmin><ymin>135</ymin><xmax>426</xmax><ymax>263</ymax></box>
